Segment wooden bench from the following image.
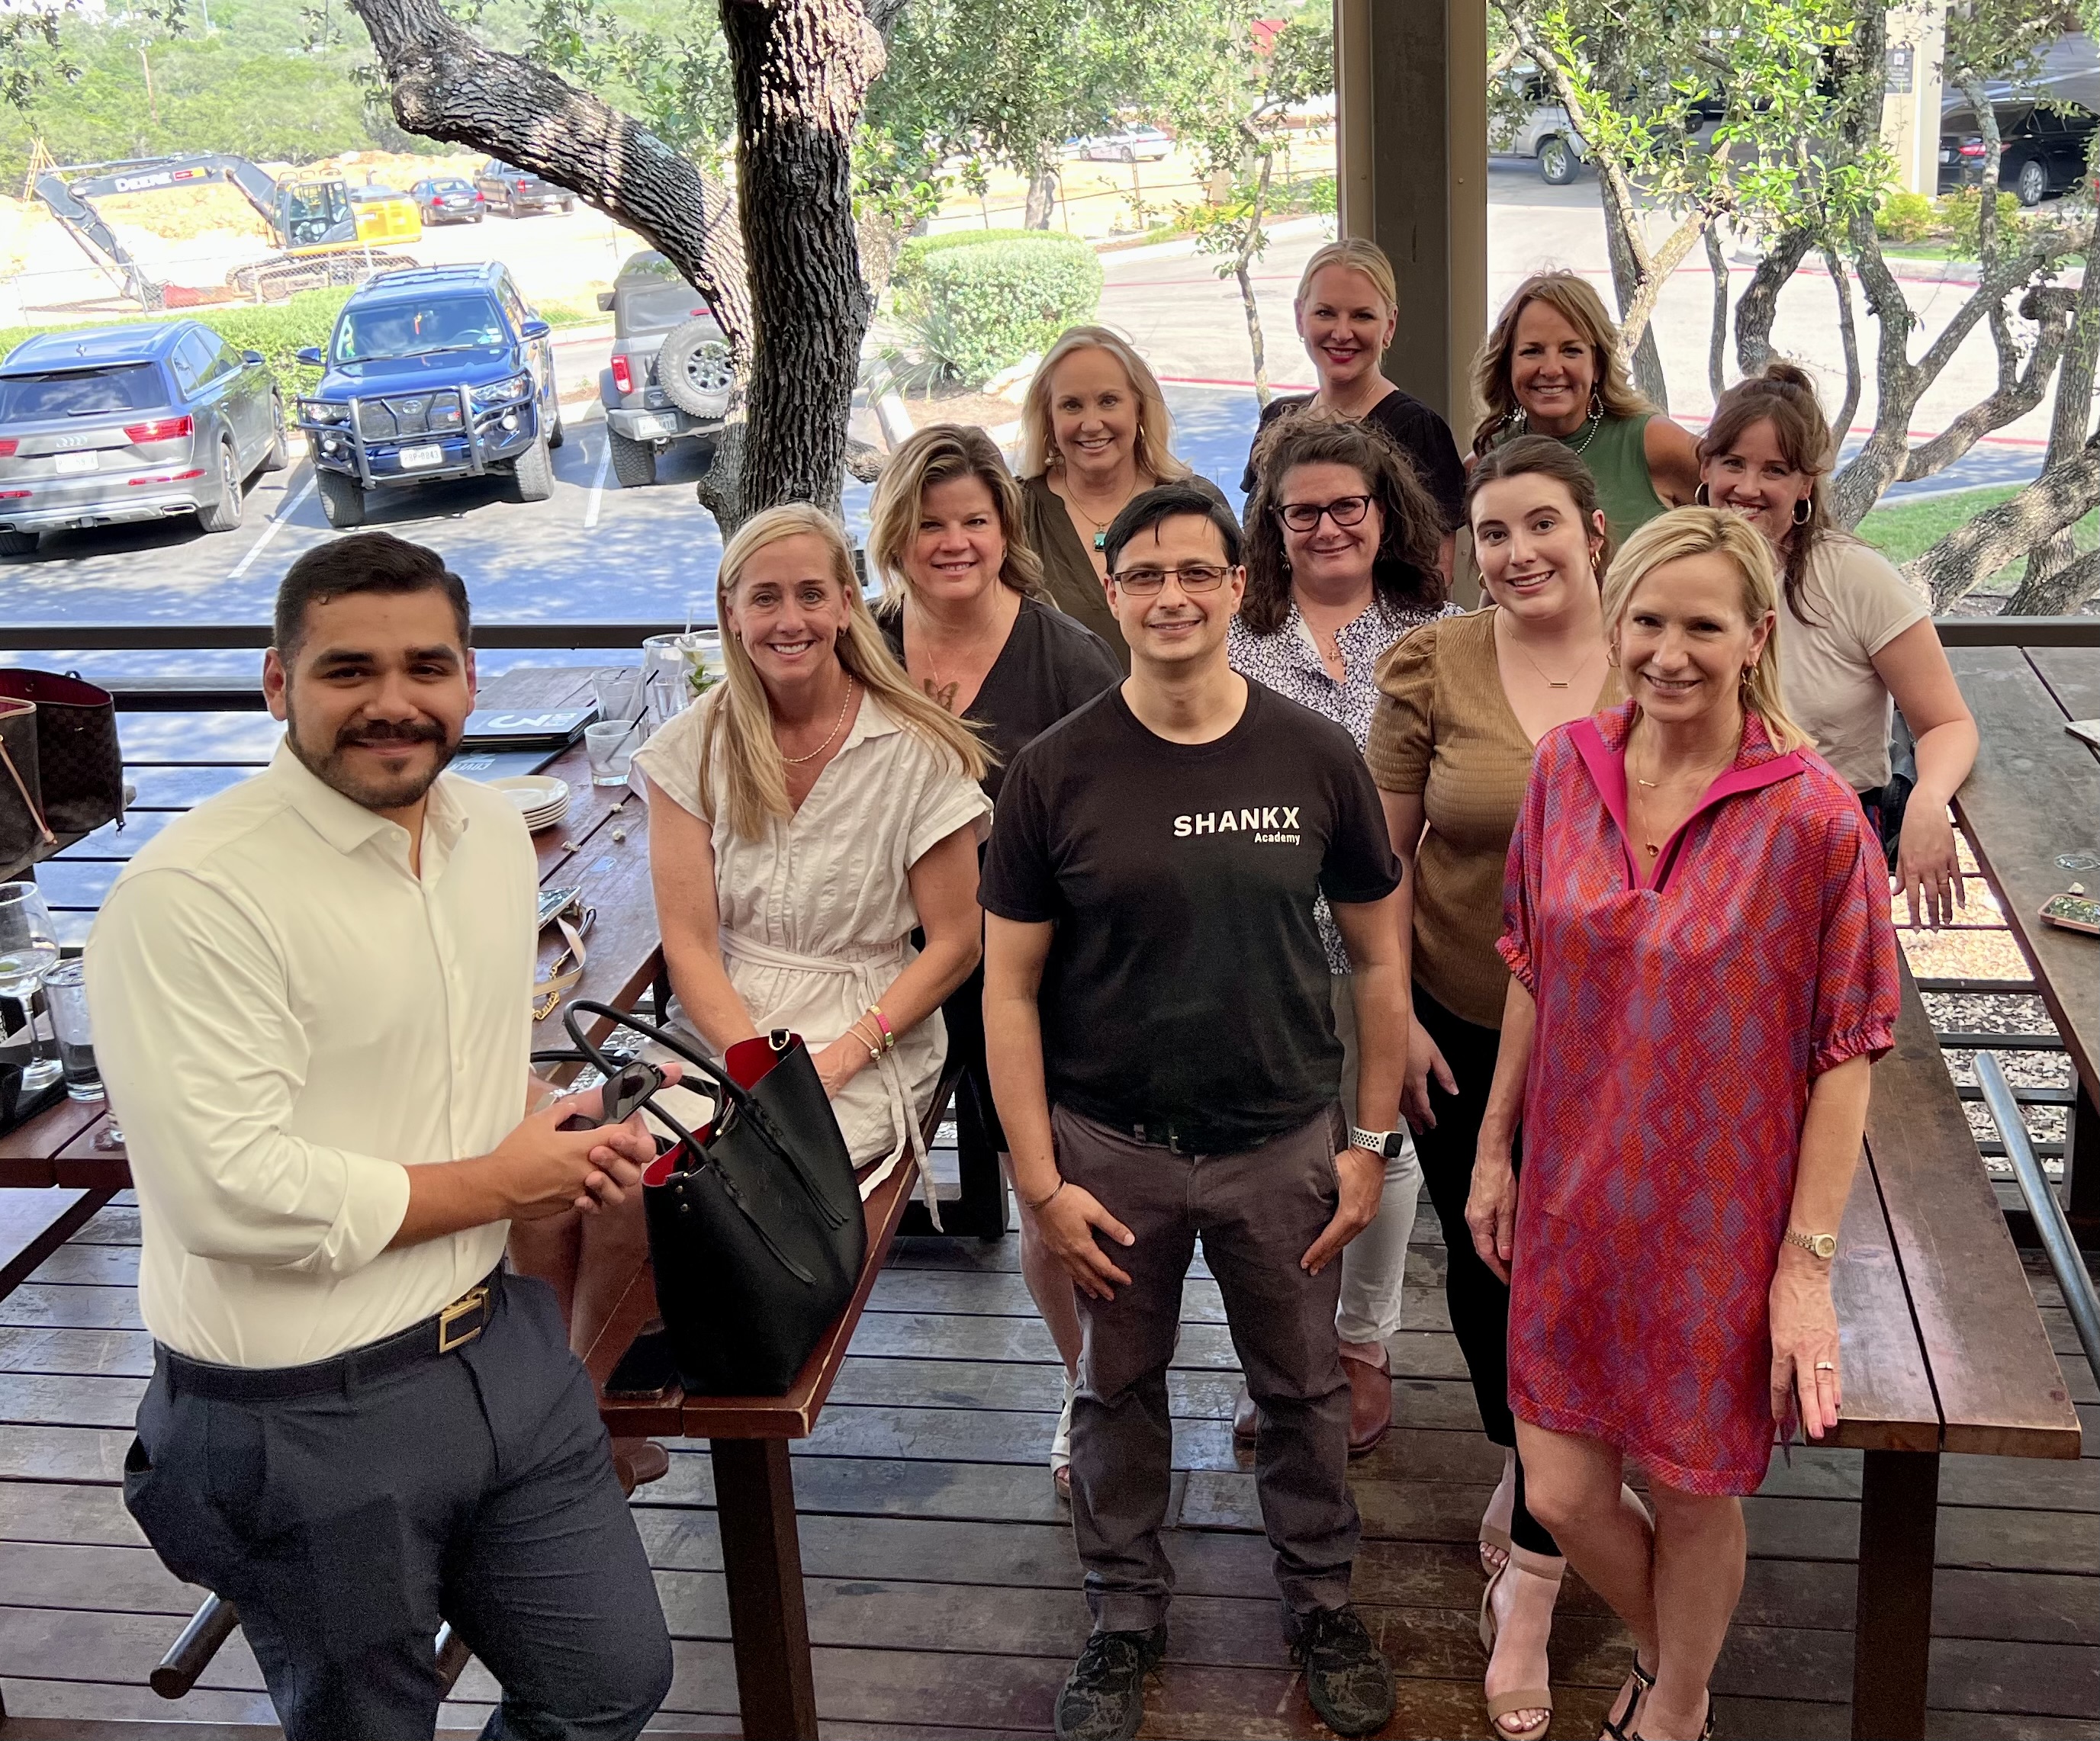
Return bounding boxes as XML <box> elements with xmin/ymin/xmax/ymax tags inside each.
<box><xmin>1829</xmin><ymin>958</ymin><xmax>2083</xmax><ymax>1740</ymax></box>
<box><xmin>582</xmin><ymin>1058</ymin><xmax>963</xmax><ymax>1741</ymax></box>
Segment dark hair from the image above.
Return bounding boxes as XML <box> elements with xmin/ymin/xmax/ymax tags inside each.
<box><xmin>1101</xmin><ymin>483</ymin><xmax>1243</xmax><ymax>572</ymax></box>
<box><xmin>274</xmin><ymin>532</ymin><xmax>471</xmax><ymax>659</ymax></box>
<box><xmin>1695</xmin><ymin>361</ymin><xmax>1834</xmax><ymax>625</ymax></box>
<box><xmin>1242</xmin><ymin>410</ymin><xmax>1446</xmax><ymax>634</ymax></box>
<box><xmin>1465</xmin><ymin>434</ymin><xmax>1616</xmax><ymax>577</ymax></box>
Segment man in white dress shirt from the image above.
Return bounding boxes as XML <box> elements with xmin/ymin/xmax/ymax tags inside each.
<box><xmin>86</xmin><ymin>532</ymin><xmax>674</xmax><ymax>1740</ymax></box>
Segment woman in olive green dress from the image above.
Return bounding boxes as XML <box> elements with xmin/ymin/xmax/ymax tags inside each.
<box><xmin>1468</xmin><ymin>271</ymin><xmax>1700</xmax><ymax>548</ymax></box>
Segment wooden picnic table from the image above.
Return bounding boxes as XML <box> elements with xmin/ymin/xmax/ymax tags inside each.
<box><xmin>1945</xmin><ymin>644</ymin><xmax>2100</xmax><ymax>1239</ymax></box>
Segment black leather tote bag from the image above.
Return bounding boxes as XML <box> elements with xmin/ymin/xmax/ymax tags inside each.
<box><xmin>559</xmin><ymin>1000</ymin><xmax>867</xmax><ymax>1396</ymax></box>
<box><xmin>0</xmin><ymin>671</ymin><xmax>122</xmax><ymax>837</ymax></box>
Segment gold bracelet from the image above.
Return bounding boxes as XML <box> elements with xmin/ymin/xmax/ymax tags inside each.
<box><xmin>1024</xmin><ymin>1178</ymin><xmax>1066</xmax><ymax>1213</ymax></box>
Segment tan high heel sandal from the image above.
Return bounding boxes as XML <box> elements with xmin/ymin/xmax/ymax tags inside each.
<box><xmin>1478</xmin><ymin>1542</ymin><xmax>1561</xmax><ymax>1741</ymax></box>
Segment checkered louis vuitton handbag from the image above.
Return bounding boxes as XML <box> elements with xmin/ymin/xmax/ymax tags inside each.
<box><xmin>0</xmin><ymin>670</ymin><xmax>123</xmax><ymax>839</ymax></box>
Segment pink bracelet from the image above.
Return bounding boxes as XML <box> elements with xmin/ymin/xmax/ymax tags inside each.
<box><xmin>867</xmin><ymin>1005</ymin><xmax>895</xmax><ymax>1052</ymax></box>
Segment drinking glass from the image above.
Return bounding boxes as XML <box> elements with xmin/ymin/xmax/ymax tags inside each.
<box><xmin>43</xmin><ymin>960</ymin><xmax>101</xmax><ymax>1102</ymax></box>
<box><xmin>0</xmin><ymin>882</ymin><xmax>63</xmax><ymax>1094</ymax></box>
<box><xmin>592</xmin><ymin>667</ymin><xmax>647</xmax><ymax>729</ymax></box>
<box><xmin>584</xmin><ymin>719</ymin><xmax>639</xmax><ymax>787</ymax></box>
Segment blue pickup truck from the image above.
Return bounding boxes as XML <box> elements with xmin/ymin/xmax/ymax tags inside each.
<box><xmin>294</xmin><ymin>262</ymin><xmax>562</xmax><ymax>528</ymax></box>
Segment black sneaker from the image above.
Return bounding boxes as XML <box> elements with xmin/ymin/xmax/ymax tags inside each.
<box><xmin>1283</xmin><ymin>1603</ymin><xmax>1394</xmax><ymax>1737</ymax></box>
<box><xmin>1053</xmin><ymin>1624</ymin><xmax>1167</xmax><ymax>1741</ymax></box>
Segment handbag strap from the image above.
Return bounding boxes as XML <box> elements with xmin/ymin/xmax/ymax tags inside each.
<box><xmin>0</xmin><ymin>702</ymin><xmax>55</xmax><ymax>847</ymax></box>
<box><xmin>563</xmin><ymin>998</ymin><xmax>853</xmax><ymax>1229</ymax></box>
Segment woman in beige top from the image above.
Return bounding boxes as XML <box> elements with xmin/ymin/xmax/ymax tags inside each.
<box><xmin>1696</xmin><ymin>362</ymin><xmax>1977</xmax><ymax>924</ymax></box>
<box><xmin>1365</xmin><ymin>436</ymin><xmax>1622</xmax><ymax>1741</ymax></box>
<box><xmin>1015</xmin><ymin>324</ymin><xmax>1232</xmax><ymax>670</ymax></box>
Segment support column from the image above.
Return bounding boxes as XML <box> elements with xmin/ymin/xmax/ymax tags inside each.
<box><xmin>1335</xmin><ymin>0</ymin><xmax>1489</xmax><ymax>431</ymax></box>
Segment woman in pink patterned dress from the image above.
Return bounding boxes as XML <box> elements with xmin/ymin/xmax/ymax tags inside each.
<box><xmin>1467</xmin><ymin>507</ymin><xmax>1899</xmax><ymax>1741</ymax></box>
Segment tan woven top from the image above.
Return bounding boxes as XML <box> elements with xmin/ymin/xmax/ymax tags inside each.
<box><xmin>1366</xmin><ymin>607</ymin><xmax>1620</xmax><ymax>1030</ymax></box>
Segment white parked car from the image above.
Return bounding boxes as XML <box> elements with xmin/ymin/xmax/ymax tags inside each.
<box><xmin>1489</xmin><ymin>69</ymin><xmax>1590</xmax><ymax>184</ymax></box>
<box><xmin>1076</xmin><ymin>126</ymin><xmax>1172</xmax><ymax>163</ymax></box>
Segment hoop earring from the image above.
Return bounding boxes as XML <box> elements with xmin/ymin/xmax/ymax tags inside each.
<box><xmin>1606</xmin><ymin>644</ymin><xmax>1620</xmax><ymax>668</ymax></box>
<box><xmin>1793</xmin><ymin>498</ymin><xmax>1812</xmax><ymax>526</ymax></box>
<box><xmin>1695</xmin><ymin>482</ymin><xmax>1710</xmax><ymax>507</ymax></box>
<box><xmin>1741</xmin><ymin>663</ymin><xmax>1758</xmax><ymax>689</ymax></box>
<box><xmin>1588</xmin><ymin>391</ymin><xmax>1603</xmax><ymax>419</ymax></box>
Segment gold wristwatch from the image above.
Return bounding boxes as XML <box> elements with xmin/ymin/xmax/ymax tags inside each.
<box><xmin>1783</xmin><ymin>1227</ymin><xmax>1838</xmax><ymax>1261</ymax></box>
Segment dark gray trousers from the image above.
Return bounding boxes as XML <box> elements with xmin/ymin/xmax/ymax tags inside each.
<box><xmin>124</xmin><ymin>1270</ymin><xmax>673</xmax><ymax>1741</ymax></box>
<box><xmin>1053</xmin><ymin>1104</ymin><xmax>1359</xmax><ymax>1632</ymax></box>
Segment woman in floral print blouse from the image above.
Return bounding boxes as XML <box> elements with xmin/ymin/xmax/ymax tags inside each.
<box><xmin>1227</xmin><ymin>409</ymin><xmax>1452</xmax><ymax>1460</ymax></box>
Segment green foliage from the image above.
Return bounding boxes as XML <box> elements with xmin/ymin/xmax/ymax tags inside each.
<box><xmin>1875</xmin><ymin>191</ymin><xmax>1938</xmax><ymax>243</ymax></box>
<box><xmin>892</xmin><ymin>228</ymin><xmax>1046</xmax><ymax>290</ymax></box>
<box><xmin>0</xmin><ymin>287</ymin><xmax>351</xmax><ymax>400</ymax></box>
<box><xmin>1938</xmin><ymin>186</ymin><xmax>2029</xmax><ymax>259</ymax></box>
<box><xmin>890</xmin><ymin>233</ymin><xmax>1102</xmax><ymax>387</ymax></box>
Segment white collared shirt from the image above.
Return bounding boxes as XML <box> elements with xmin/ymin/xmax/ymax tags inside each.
<box><xmin>85</xmin><ymin>743</ymin><xmax>538</xmax><ymax>1367</ymax></box>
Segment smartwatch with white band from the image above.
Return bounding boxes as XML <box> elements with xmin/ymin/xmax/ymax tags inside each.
<box><xmin>1349</xmin><ymin>1126</ymin><xmax>1408</xmax><ymax>1160</ymax></box>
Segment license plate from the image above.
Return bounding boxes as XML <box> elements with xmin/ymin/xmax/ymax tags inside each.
<box><xmin>398</xmin><ymin>444</ymin><xmax>445</xmax><ymax>470</ymax></box>
<box><xmin>54</xmin><ymin>452</ymin><xmax>97</xmax><ymax>475</ymax></box>
<box><xmin>629</xmin><ymin>412</ymin><xmax>680</xmax><ymax>438</ymax></box>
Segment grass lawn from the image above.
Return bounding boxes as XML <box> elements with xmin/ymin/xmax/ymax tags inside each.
<box><xmin>1856</xmin><ymin>483</ymin><xmax>2098</xmax><ymax>595</ymax></box>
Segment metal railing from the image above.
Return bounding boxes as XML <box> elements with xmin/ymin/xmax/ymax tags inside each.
<box><xmin>1975</xmin><ymin>1052</ymin><xmax>2100</xmax><ymax>1393</ymax></box>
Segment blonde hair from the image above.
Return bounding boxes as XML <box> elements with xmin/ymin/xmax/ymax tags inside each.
<box><xmin>1600</xmin><ymin>506</ymin><xmax>1809</xmax><ymax>753</ymax></box>
<box><xmin>702</xmin><ymin>504</ymin><xmax>989</xmax><ymax>840</ymax></box>
<box><xmin>1017</xmin><ymin>326</ymin><xmax>1192</xmax><ymax>485</ymax></box>
<box><xmin>1470</xmin><ymin>269</ymin><xmax>1655</xmax><ymax>457</ymax></box>
<box><xmin>868</xmin><ymin>423</ymin><xmax>1044</xmax><ymax>607</ymax></box>
<box><xmin>1295</xmin><ymin>237</ymin><xmax>1397</xmax><ymax>313</ymax></box>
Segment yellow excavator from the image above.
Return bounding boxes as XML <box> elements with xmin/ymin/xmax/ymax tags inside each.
<box><xmin>33</xmin><ymin>154</ymin><xmax>423</xmax><ymax>310</ymax></box>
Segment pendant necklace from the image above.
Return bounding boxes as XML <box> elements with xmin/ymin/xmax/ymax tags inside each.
<box><xmin>777</xmin><ymin>678</ymin><xmax>855</xmax><ymax>766</ymax></box>
<box><xmin>1503</xmin><ymin>616</ymin><xmax>1594</xmax><ymax>690</ymax></box>
<box><xmin>1063</xmin><ymin>477</ymin><xmax>1124</xmax><ymax>551</ymax></box>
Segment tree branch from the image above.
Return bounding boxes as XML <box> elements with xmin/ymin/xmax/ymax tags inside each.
<box><xmin>1907</xmin><ymin>432</ymin><xmax>2100</xmax><ymax>609</ymax></box>
<box><xmin>1617</xmin><ymin>207</ymin><xmax>1710</xmax><ymax>355</ymax></box>
<box><xmin>1825</xmin><ymin>244</ymin><xmax>1860</xmax><ymax>444</ymax></box>
<box><xmin>347</xmin><ymin>0</ymin><xmax>753</xmax><ymax>360</ymax></box>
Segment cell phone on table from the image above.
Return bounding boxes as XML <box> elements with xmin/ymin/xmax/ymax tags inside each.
<box><xmin>605</xmin><ymin>1327</ymin><xmax>679</xmax><ymax>1402</ymax></box>
<box><xmin>2040</xmin><ymin>891</ymin><xmax>2100</xmax><ymax>935</ymax></box>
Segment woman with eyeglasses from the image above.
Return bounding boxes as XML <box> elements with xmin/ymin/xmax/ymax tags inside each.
<box><xmin>1016</xmin><ymin>326</ymin><xmax>1232</xmax><ymax>673</ymax></box>
<box><xmin>1365</xmin><ymin>436</ymin><xmax>1622</xmax><ymax>1741</ymax></box>
<box><xmin>1229</xmin><ymin>410</ymin><xmax>1451</xmax><ymax>1463</ymax></box>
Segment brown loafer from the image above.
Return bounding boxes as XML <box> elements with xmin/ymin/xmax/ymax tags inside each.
<box><xmin>1339</xmin><ymin>1341</ymin><xmax>1391</xmax><ymax>1457</ymax></box>
<box><xmin>1232</xmin><ymin>1381</ymin><xmax>1260</xmax><ymax>1444</ymax></box>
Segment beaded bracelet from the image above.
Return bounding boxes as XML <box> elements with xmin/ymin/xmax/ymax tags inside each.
<box><xmin>847</xmin><ymin>1017</ymin><xmax>883</xmax><ymax>1061</ymax></box>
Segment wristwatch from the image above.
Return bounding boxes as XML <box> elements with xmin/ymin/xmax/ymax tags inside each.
<box><xmin>1349</xmin><ymin>1126</ymin><xmax>1408</xmax><ymax>1160</ymax></box>
<box><xmin>1783</xmin><ymin>1227</ymin><xmax>1839</xmax><ymax>1261</ymax></box>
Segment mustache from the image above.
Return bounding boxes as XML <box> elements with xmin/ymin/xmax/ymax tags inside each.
<box><xmin>336</xmin><ymin>718</ymin><xmax>448</xmax><ymax>750</ymax></box>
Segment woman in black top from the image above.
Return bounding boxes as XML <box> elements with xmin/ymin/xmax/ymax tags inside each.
<box><xmin>870</xmin><ymin>422</ymin><xmax>1121</xmax><ymax>1500</ymax></box>
<box><xmin>1240</xmin><ymin>238</ymin><xmax>1467</xmax><ymax>581</ymax></box>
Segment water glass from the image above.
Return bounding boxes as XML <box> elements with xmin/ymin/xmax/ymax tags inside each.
<box><xmin>0</xmin><ymin>882</ymin><xmax>62</xmax><ymax>1093</ymax></box>
<box><xmin>592</xmin><ymin>667</ymin><xmax>647</xmax><ymax>728</ymax></box>
<box><xmin>585</xmin><ymin>719</ymin><xmax>639</xmax><ymax>787</ymax></box>
<box><xmin>43</xmin><ymin>960</ymin><xmax>101</xmax><ymax>1102</ymax></box>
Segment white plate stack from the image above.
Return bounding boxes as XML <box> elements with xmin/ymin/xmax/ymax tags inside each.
<box><xmin>490</xmin><ymin>774</ymin><xmax>571</xmax><ymax>835</ymax></box>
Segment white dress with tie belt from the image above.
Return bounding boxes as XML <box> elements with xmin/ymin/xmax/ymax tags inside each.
<box><xmin>632</xmin><ymin>687</ymin><xmax>992</xmax><ymax>1195</ymax></box>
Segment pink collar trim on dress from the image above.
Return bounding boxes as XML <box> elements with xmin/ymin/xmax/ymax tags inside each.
<box><xmin>1570</xmin><ymin>701</ymin><xmax>1810</xmax><ymax>894</ymax></box>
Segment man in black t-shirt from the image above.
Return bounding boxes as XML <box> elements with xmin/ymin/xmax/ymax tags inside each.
<box><xmin>982</xmin><ymin>486</ymin><xmax>1409</xmax><ymax>1741</ymax></box>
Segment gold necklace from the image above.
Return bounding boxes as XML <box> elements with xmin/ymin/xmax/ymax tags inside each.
<box><xmin>1062</xmin><ymin>471</ymin><xmax>1133</xmax><ymax>551</ymax></box>
<box><xmin>1626</xmin><ymin>728</ymin><xmax>1741</xmax><ymax>854</ymax></box>
<box><xmin>777</xmin><ymin>678</ymin><xmax>855</xmax><ymax>766</ymax></box>
<box><xmin>1506</xmin><ymin>626</ymin><xmax>1597</xmax><ymax>690</ymax></box>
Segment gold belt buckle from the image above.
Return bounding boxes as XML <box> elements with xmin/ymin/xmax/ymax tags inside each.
<box><xmin>437</xmin><ymin>1285</ymin><xmax>491</xmax><ymax>1354</ymax></box>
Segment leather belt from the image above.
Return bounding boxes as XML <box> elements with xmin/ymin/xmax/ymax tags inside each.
<box><xmin>161</xmin><ymin>1267</ymin><xmax>505</xmax><ymax>1402</ymax></box>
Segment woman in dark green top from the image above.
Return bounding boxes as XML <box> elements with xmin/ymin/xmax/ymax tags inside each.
<box><xmin>1015</xmin><ymin>324</ymin><xmax>1233</xmax><ymax>672</ymax></box>
<box><xmin>1468</xmin><ymin>270</ymin><xmax>1700</xmax><ymax>549</ymax></box>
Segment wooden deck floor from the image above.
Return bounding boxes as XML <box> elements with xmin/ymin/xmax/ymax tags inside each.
<box><xmin>0</xmin><ymin>1179</ymin><xmax>2093</xmax><ymax>1739</ymax></box>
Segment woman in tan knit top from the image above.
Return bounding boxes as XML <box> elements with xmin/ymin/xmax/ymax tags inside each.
<box><xmin>1365</xmin><ymin>435</ymin><xmax>1622</xmax><ymax>1741</ymax></box>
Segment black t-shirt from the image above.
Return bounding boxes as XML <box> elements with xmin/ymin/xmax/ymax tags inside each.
<box><xmin>875</xmin><ymin>595</ymin><xmax>1122</xmax><ymax>804</ymax></box>
<box><xmin>980</xmin><ymin>679</ymin><xmax>1402</xmax><ymax>1150</ymax></box>
<box><xmin>1240</xmin><ymin>388</ymin><xmax>1468</xmax><ymax>530</ymax></box>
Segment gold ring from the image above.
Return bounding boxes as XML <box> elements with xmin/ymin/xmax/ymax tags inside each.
<box><xmin>1814</xmin><ymin>1361</ymin><xmax>1836</xmax><ymax>1370</ymax></box>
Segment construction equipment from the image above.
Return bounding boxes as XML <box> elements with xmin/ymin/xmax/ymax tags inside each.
<box><xmin>32</xmin><ymin>154</ymin><xmax>422</xmax><ymax>310</ymax></box>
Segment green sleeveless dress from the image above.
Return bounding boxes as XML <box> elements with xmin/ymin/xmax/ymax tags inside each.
<box><xmin>1554</xmin><ymin>412</ymin><xmax>1667</xmax><ymax>551</ymax></box>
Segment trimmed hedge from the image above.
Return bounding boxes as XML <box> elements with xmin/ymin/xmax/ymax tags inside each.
<box><xmin>892</xmin><ymin>226</ymin><xmax>1048</xmax><ymax>293</ymax></box>
<box><xmin>892</xmin><ymin>233</ymin><xmax>1103</xmax><ymax>388</ymax></box>
<box><xmin>0</xmin><ymin>287</ymin><xmax>352</xmax><ymax>402</ymax></box>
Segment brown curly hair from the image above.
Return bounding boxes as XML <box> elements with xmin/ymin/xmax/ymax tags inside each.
<box><xmin>1242</xmin><ymin>409</ymin><xmax>1446</xmax><ymax>636</ymax></box>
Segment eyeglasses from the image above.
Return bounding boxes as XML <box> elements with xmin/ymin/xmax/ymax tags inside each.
<box><xmin>1276</xmin><ymin>494</ymin><xmax>1373</xmax><ymax>532</ymax></box>
<box><xmin>1110</xmin><ymin>563</ymin><xmax>1233</xmax><ymax>596</ymax></box>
